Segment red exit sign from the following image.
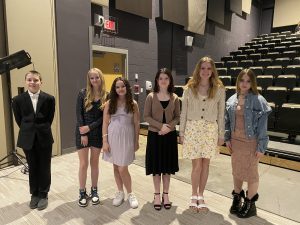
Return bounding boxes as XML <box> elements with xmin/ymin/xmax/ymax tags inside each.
<box><xmin>104</xmin><ymin>20</ymin><xmax>115</xmax><ymax>31</ymax></box>
<box><xmin>94</xmin><ymin>14</ymin><xmax>118</xmax><ymax>34</ymax></box>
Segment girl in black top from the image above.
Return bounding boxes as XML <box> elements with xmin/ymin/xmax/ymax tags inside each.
<box><xmin>75</xmin><ymin>68</ymin><xmax>107</xmax><ymax>207</ymax></box>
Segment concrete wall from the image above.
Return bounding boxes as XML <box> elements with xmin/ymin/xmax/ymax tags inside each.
<box><xmin>55</xmin><ymin>0</ymin><xmax>91</xmax><ymax>153</ymax></box>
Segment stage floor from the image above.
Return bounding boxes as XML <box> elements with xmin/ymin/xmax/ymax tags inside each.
<box><xmin>0</xmin><ymin>140</ymin><xmax>299</xmax><ymax>225</ymax></box>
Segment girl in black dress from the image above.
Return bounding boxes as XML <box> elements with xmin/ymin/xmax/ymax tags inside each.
<box><xmin>75</xmin><ymin>68</ymin><xmax>107</xmax><ymax>207</ymax></box>
<box><xmin>144</xmin><ymin>68</ymin><xmax>180</xmax><ymax>210</ymax></box>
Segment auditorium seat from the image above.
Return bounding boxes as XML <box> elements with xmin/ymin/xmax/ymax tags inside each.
<box><xmin>289</xmin><ymin>87</ymin><xmax>300</xmax><ymax>104</ymax></box>
<box><xmin>248</xmin><ymin>53</ymin><xmax>261</xmax><ymax>60</ymax></box>
<box><xmin>292</xmin><ymin>57</ymin><xmax>300</xmax><ymax>65</ymax></box>
<box><xmin>225</xmin><ymin>61</ymin><xmax>238</xmax><ymax>68</ymax></box>
<box><xmin>225</xmin><ymin>86</ymin><xmax>236</xmax><ymax>101</ymax></box>
<box><xmin>265</xmin><ymin>43</ymin><xmax>275</xmax><ymax>49</ymax></box>
<box><xmin>235</xmin><ymin>55</ymin><xmax>247</xmax><ymax>61</ymax></box>
<box><xmin>258</xmin><ymin>34</ymin><xmax>268</xmax><ymax>38</ymax></box>
<box><xmin>271</xmin><ymin>38</ymin><xmax>281</xmax><ymax>44</ymax></box>
<box><xmin>270</xmin><ymin>32</ymin><xmax>279</xmax><ymax>36</ymax></box>
<box><xmin>245</xmin><ymin>42</ymin><xmax>253</xmax><ymax>46</ymax></box>
<box><xmin>277</xmin><ymin>41</ymin><xmax>292</xmax><ymax>47</ymax></box>
<box><xmin>257</xmin><ymin>47</ymin><xmax>269</xmax><ymax>54</ymax></box>
<box><xmin>252</xmin><ymin>37</ymin><xmax>261</xmax><ymax>42</ymax></box>
<box><xmin>238</xmin><ymin>46</ymin><xmax>250</xmax><ymax>51</ymax></box>
<box><xmin>239</xmin><ymin>60</ymin><xmax>254</xmax><ymax>68</ymax></box>
<box><xmin>251</xmin><ymin>44</ymin><xmax>263</xmax><ymax>49</ymax></box>
<box><xmin>274</xmin><ymin>46</ymin><xmax>286</xmax><ymax>53</ymax></box>
<box><xmin>256</xmin><ymin>75</ymin><xmax>273</xmax><ymax>91</ymax></box>
<box><xmin>258</xmin><ymin>40</ymin><xmax>268</xmax><ymax>44</ymax></box>
<box><xmin>264</xmin><ymin>66</ymin><xmax>283</xmax><ymax>77</ymax></box>
<box><xmin>282</xmin><ymin>50</ymin><xmax>298</xmax><ymax>59</ymax></box>
<box><xmin>215</xmin><ymin>62</ymin><xmax>224</xmax><ymax>68</ymax></box>
<box><xmin>256</xmin><ymin>58</ymin><xmax>272</xmax><ymax>68</ymax></box>
<box><xmin>219</xmin><ymin>76</ymin><xmax>231</xmax><ymax>86</ymax></box>
<box><xmin>284</xmin><ymin>65</ymin><xmax>300</xmax><ymax>75</ymax></box>
<box><xmin>174</xmin><ymin>85</ymin><xmax>184</xmax><ymax>97</ymax></box>
<box><xmin>289</xmin><ymin>45</ymin><xmax>300</xmax><ymax>52</ymax></box>
<box><xmin>264</xmin><ymin>87</ymin><xmax>287</xmax><ymax>106</ymax></box>
<box><xmin>265</xmin><ymin>36</ymin><xmax>274</xmax><ymax>41</ymax></box>
<box><xmin>217</xmin><ymin>68</ymin><xmax>227</xmax><ymax>75</ymax></box>
<box><xmin>277</xmin><ymin>103</ymin><xmax>300</xmax><ymax>134</ymax></box>
<box><xmin>230</xmin><ymin>50</ymin><xmax>242</xmax><ymax>56</ymax></box>
<box><xmin>221</xmin><ymin>56</ymin><xmax>234</xmax><ymax>62</ymax></box>
<box><xmin>281</xmin><ymin>31</ymin><xmax>292</xmax><ymax>35</ymax></box>
<box><xmin>249</xmin><ymin>66</ymin><xmax>264</xmax><ymax>75</ymax></box>
<box><xmin>244</xmin><ymin>49</ymin><xmax>256</xmax><ymax>55</ymax></box>
<box><xmin>228</xmin><ymin>67</ymin><xmax>243</xmax><ymax>77</ymax></box>
<box><xmin>275</xmin><ymin>75</ymin><xmax>297</xmax><ymax>90</ymax></box>
<box><xmin>286</xmin><ymin>36</ymin><xmax>298</xmax><ymax>42</ymax></box>
<box><xmin>265</xmin><ymin>52</ymin><xmax>281</xmax><ymax>60</ymax></box>
<box><xmin>272</xmin><ymin>57</ymin><xmax>290</xmax><ymax>67</ymax></box>
<box><xmin>277</xmin><ymin>34</ymin><xmax>286</xmax><ymax>40</ymax></box>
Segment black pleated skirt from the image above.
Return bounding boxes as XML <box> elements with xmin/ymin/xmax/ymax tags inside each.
<box><xmin>145</xmin><ymin>130</ymin><xmax>179</xmax><ymax>175</ymax></box>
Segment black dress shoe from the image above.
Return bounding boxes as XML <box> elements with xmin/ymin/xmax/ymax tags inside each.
<box><xmin>37</xmin><ymin>198</ymin><xmax>48</xmax><ymax>210</ymax></box>
<box><xmin>29</xmin><ymin>195</ymin><xmax>40</xmax><ymax>209</ymax></box>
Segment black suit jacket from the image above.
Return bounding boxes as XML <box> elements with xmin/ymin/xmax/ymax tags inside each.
<box><xmin>12</xmin><ymin>91</ymin><xmax>55</xmax><ymax>150</ymax></box>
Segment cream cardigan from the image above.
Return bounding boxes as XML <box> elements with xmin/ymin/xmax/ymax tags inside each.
<box><xmin>179</xmin><ymin>87</ymin><xmax>225</xmax><ymax>138</ymax></box>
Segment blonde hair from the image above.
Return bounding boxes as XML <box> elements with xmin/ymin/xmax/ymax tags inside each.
<box><xmin>236</xmin><ymin>69</ymin><xmax>259</xmax><ymax>95</ymax></box>
<box><xmin>85</xmin><ymin>68</ymin><xmax>107</xmax><ymax>111</ymax></box>
<box><xmin>186</xmin><ymin>56</ymin><xmax>223</xmax><ymax>99</ymax></box>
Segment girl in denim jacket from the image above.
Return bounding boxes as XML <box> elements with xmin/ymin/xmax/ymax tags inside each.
<box><xmin>224</xmin><ymin>69</ymin><xmax>271</xmax><ymax>218</ymax></box>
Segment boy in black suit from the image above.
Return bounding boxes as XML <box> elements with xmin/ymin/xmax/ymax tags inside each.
<box><xmin>12</xmin><ymin>70</ymin><xmax>55</xmax><ymax>210</ymax></box>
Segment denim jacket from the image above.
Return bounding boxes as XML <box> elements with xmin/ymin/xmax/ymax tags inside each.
<box><xmin>224</xmin><ymin>92</ymin><xmax>272</xmax><ymax>153</ymax></box>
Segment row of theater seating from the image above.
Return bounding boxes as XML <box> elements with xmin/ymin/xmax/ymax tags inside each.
<box><xmin>224</xmin><ymin>86</ymin><xmax>300</xmax><ymax>105</ymax></box>
<box><xmin>216</xmin><ymin>64</ymin><xmax>300</xmax><ymax>77</ymax></box>
<box><xmin>216</xmin><ymin>57</ymin><xmax>300</xmax><ymax>69</ymax></box>
<box><xmin>219</xmin><ymin>74</ymin><xmax>300</xmax><ymax>90</ymax></box>
<box><xmin>175</xmin><ymin>31</ymin><xmax>300</xmax><ymax>137</ymax></box>
<box><xmin>221</xmin><ymin>51</ymin><xmax>299</xmax><ymax>62</ymax></box>
<box><xmin>174</xmin><ymin>84</ymin><xmax>300</xmax><ymax>106</ymax></box>
<box><xmin>173</xmin><ymin>85</ymin><xmax>300</xmax><ymax>136</ymax></box>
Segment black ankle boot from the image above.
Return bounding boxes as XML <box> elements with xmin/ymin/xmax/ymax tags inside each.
<box><xmin>230</xmin><ymin>190</ymin><xmax>245</xmax><ymax>214</ymax></box>
<box><xmin>238</xmin><ymin>193</ymin><xmax>259</xmax><ymax>218</ymax></box>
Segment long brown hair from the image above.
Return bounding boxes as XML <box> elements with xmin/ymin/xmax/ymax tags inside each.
<box><xmin>108</xmin><ymin>77</ymin><xmax>134</xmax><ymax>114</ymax></box>
<box><xmin>186</xmin><ymin>56</ymin><xmax>223</xmax><ymax>99</ymax></box>
<box><xmin>236</xmin><ymin>69</ymin><xmax>259</xmax><ymax>95</ymax></box>
<box><xmin>85</xmin><ymin>68</ymin><xmax>107</xmax><ymax>111</ymax></box>
<box><xmin>153</xmin><ymin>68</ymin><xmax>174</xmax><ymax>93</ymax></box>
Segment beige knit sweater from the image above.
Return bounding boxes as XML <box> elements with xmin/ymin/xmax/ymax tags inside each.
<box><xmin>179</xmin><ymin>87</ymin><xmax>225</xmax><ymax>138</ymax></box>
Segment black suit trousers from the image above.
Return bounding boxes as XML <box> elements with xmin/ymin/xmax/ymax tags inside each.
<box><xmin>24</xmin><ymin>138</ymin><xmax>52</xmax><ymax>198</ymax></box>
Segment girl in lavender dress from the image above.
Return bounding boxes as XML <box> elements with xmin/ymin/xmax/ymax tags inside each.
<box><xmin>102</xmin><ymin>77</ymin><xmax>140</xmax><ymax>209</ymax></box>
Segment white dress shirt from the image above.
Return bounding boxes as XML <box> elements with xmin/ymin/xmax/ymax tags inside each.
<box><xmin>28</xmin><ymin>90</ymin><xmax>40</xmax><ymax>113</ymax></box>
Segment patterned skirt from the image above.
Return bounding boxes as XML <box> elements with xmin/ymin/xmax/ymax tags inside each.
<box><xmin>182</xmin><ymin>120</ymin><xmax>218</xmax><ymax>159</ymax></box>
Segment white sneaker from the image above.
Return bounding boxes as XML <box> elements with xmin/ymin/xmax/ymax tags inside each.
<box><xmin>113</xmin><ymin>191</ymin><xmax>125</xmax><ymax>206</ymax></box>
<box><xmin>128</xmin><ymin>192</ymin><xmax>138</xmax><ymax>209</ymax></box>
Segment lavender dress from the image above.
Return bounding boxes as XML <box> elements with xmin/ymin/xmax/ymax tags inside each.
<box><xmin>103</xmin><ymin>107</ymin><xmax>135</xmax><ymax>166</ymax></box>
